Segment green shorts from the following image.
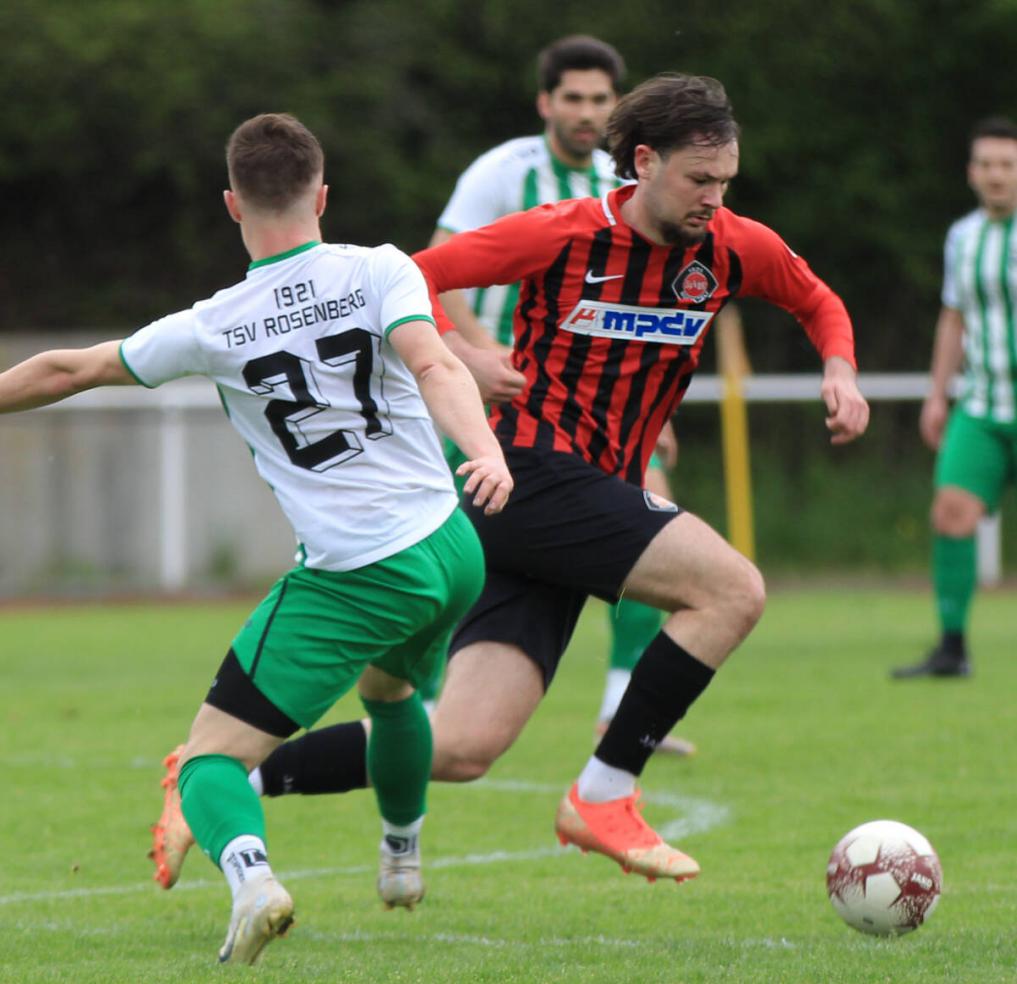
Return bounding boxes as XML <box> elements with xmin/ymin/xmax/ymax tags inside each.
<box><xmin>935</xmin><ymin>407</ymin><xmax>1017</xmax><ymax>511</ymax></box>
<box><xmin>230</xmin><ymin>508</ymin><xmax>483</xmax><ymax>729</ymax></box>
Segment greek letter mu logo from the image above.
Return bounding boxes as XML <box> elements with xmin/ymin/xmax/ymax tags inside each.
<box><xmin>672</xmin><ymin>260</ymin><xmax>718</xmax><ymax>303</ymax></box>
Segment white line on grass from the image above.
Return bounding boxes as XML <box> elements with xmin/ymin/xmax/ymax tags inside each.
<box><xmin>299</xmin><ymin>928</ymin><xmax>643</xmax><ymax>950</ymax></box>
<box><xmin>1</xmin><ymin>778</ymin><xmax>729</xmax><ymax>907</ymax></box>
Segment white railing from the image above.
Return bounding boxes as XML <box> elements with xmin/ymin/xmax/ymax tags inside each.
<box><xmin>28</xmin><ymin>372</ymin><xmax>1001</xmax><ymax>589</ymax></box>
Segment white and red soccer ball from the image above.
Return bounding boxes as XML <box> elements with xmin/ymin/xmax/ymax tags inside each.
<box><xmin>826</xmin><ymin>820</ymin><xmax>943</xmax><ymax>936</ymax></box>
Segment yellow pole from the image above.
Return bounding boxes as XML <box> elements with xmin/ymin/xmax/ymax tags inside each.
<box><xmin>716</xmin><ymin>306</ymin><xmax>756</xmax><ymax>560</ymax></box>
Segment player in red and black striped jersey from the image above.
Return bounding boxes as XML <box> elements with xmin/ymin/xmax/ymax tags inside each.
<box><xmin>417</xmin><ymin>181</ymin><xmax>857</xmax><ymax>487</ymax></box>
<box><xmin>152</xmin><ymin>73</ymin><xmax>869</xmax><ymax>892</ymax></box>
<box><xmin>407</xmin><ymin>73</ymin><xmax>868</xmax><ymax>882</ymax></box>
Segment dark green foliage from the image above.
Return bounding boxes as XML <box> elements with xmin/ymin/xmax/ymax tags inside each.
<box><xmin>4</xmin><ymin>0</ymin><xmax>1016</xmax><ymax>355</ymax></box>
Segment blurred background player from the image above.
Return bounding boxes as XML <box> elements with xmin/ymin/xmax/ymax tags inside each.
<box><xmin>893</xmin><ymin>117</ymin><xmax>1017</xmax><ymax>679</ymax></box>
<box><xmin>426</xmin><ymin>34</ymin><xmax>691</xmax><ymax>753</ymax></box>
<box><xmin>0</xmin><ymin>112</ymin><xmax>511</xmax><ymax>964</ymax></box>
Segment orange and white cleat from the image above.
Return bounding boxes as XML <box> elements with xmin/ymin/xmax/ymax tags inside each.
<box><xmin>554</xmin><ymin>782</ymin><xmax>700</xmax><ymax>883</ymax></box>
<box><xmin>148</xmin><ymin>744</ymin><xmax>196</xmax><ymax>889</ymax></box>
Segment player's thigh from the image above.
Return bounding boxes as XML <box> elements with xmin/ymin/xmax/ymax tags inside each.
<box><xmin>464</xmin><ymin>447</ymin><xmax>679</xmax><ymax>601</ymax></box>
<box><xmin>622</xmin><ymin>510</ymin><xmax>764</xmax><ymax>615</ymax></box>
<box><xmin>430</xmin><ymin>640</ymin><xmax>545</xmax><ymax>781</ymax></box>
<box><xmin>934</xmin><ymin>409</ymin><xmax>1010</xmax><ymax>519</ymax></box>
<box><xmin>449</xmin><ymin>568</ymin><xmax>588</xmax><ymax>690</ymax></box>
<box><xmin>229</xmin><ymin>512</ymin><xmax>484</xmax><ymax>730</ymax></box>
<box><xmin>370</xmin><ymin>508</ymin><xmax>485</xmax><ymax>687</ymax></box>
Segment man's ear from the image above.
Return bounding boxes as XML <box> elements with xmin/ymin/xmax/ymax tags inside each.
<box><xmin>224</xmin><ymin>189</ymin><xmax>243</xmax><ymax>224</ymax></box>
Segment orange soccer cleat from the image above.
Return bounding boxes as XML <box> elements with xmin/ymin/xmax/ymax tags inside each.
<box><xmin>554</xmin><ymin>782</ymin><xmax>700</xmax><ymax>883</ymax></box>
<box><xmin>148</xmin><ymin>744</ymin><xmax>196</xmax><ymax>889</ymax></box>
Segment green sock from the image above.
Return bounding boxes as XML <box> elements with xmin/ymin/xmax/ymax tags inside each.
<box><xmin>609</xmin><ymin>598</ymin><xmax>664</xmax><ymax>671</ymax></box>
<box><xmin>933</xmin><ymin>534</ymin><xmax>976</xmax><ymax>634</ymax></box>
<box><xmin>362</xmin><ymin>693</ymin><xmax>432</xmax><ymax>826</ymax></box>
<box><xmin>179</xmin><ymin>754</ymin><xmax>266</xmax><ymax>867</ymax></box>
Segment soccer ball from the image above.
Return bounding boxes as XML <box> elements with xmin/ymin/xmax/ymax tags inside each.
<box><xmin>826</xmin><ymin>820</ymin><xmax>942</xmax><ymax>936</ymax></box>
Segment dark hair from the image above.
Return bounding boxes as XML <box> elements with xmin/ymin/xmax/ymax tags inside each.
<box><xmin>970</xmin><ymin>116</ymin><xmax>1017</xmax><ymax>150</ymax></box>
<box><xmin>226</xmin><ymin>113</ymin><xmax>324</xmax><ymax>211</ymax></box>
<box><xmin>607</xmin><ymin>74</ymin><xmax>739</xmax><ymax>180</ymax></box>
<box><xmin>536</xmin><ymin>34</ymin><xmax>625</xmax><ymax>94</ymax></box>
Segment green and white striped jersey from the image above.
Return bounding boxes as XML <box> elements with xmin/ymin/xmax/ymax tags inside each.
<box><xmin>436</xmin><ymin>135</ymin><xmax>622</xmax><ymax>345</ymax></box>
<box><xmin>943</xmin><ymin>208</ymin><xmax>1017</xmax><ymax>421</ymax></box>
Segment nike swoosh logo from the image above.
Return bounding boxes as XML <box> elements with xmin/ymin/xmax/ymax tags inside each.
<box><xmin>584</xmin><ymin>270</ymin><xmax>624</xmax><ymax>284</ymax></box>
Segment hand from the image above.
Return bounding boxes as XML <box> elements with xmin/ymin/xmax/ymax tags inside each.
<box><xmin>919</xmin><ymin>394</ymin><xmax>949</xmax><ymax>450</ymax></box>
<box><xmin>820</xmin><ymin>357</ymin><xmax>869</xmax><ymax>445</ymax></box>
<box><xmin>654</xmin><ymin>420</ymin><xmax>679</xmax><ymax>469</ymax></box>
<box><xmin>457</xmin><ymin>455</ymin><xmax>513</xmax><ymax>515</ymax></box>
<box><xmin>461</xmin><ymin>347</ymin><xmax>526</xmax><ymax>404</ymax></box>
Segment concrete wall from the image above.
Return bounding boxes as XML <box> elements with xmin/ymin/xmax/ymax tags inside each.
<box><xmin>0</xmin><ymin>332</ymin><xmax>295</xmax><ymax>597</ymax></box>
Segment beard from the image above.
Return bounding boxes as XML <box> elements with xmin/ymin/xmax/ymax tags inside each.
<box><xmin>550</xmin><ymin>120</ymin><xmax>600</xmax><ymax>163</ymax></box>
<box><xmin>655</xmin><ymin>219</ymin><xmax>709</xmax><ymax>248</ymax></box>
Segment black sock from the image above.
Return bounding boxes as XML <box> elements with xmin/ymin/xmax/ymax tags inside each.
<box><xmin>595</xmin><ymin>631</ymin><xmax>715</xmax><ymax>776</ymax></box>
<box><xmin>941</xmin><ymin>631</ymin><xmax>966</xmax><ymax>657</ymax></box>
<box><xmin>260</xmin><ymin>721</ymin><xmax>368</xmax><ymax>796</ymax></box>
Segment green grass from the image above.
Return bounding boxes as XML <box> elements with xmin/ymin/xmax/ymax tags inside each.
<box><xmin>2</xmin><ymin>586</ymin><xmax>1016</xmax><ymax>983</ymax></box>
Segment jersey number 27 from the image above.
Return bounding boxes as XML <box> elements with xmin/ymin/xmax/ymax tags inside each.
<box><xmin>243</xmin><ymin>327</ymin><xmax>391</xmax><ymax>472</ymax></box>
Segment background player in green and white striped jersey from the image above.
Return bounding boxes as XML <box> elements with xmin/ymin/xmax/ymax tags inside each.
<box><xmin>894</xmin><ymin>117</ymin><xmax>1017</xmax><ymax>678</ymax></box>
<box><xmin>428</xmin><ymin>35</ymin><xmax>691</xmax><ymax>754</ymax></box>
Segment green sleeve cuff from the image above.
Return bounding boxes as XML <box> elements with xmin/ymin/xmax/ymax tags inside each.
<box><xmin>384</xmin><ymin>314</ymin><xmax>436</xmax><ymax>339</ymax></box>
<box><xmin>118</xmin><ymin>343</ymin><xmax>155</xmax><ymax>388</ymax></box>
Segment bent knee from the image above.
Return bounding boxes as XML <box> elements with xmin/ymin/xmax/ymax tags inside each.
<box><xmin>730</xmin><ymin>561</ymin><xmax>766</xmax><ymax>637</ymax></box>
<box><xmin>931</xmin><ymin>489</ymin><xmax>984</xmax><ymax>537</ymax></box>
<box><xmin>433</xmin><ymin>750</ymin><xmax>494</xmax><ymax>783</ymax></box>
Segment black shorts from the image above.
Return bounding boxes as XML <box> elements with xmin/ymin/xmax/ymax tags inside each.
<box><xmin>449</xmin><ymin>446</ymin><xmax>682</xmax><ymax>688</ymax></box>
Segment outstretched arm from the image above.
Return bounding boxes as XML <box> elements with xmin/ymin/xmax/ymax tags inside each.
<box><xmin>389</xmin><ymin>320</ymin><xmax>512</xmax><ymax>515</ymax></box>
<box><xmin>0</xmin><ymin>340</ymin><xmax>134</xmax><ymax>414</ymax></box>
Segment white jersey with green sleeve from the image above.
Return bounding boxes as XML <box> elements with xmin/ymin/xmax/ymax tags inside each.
<box><xmin>943</xmin><ymin>208</ymin><xmax>1017</xmax><ymax>421</ymax></box>
<box><xmin>436</xmin><ymin>135</ymin><xmax>621</xmax><ymax>345</ymax></box>
<box><xmin>119</xmin><ymin>241</ymin><xmax>458</xmax><ymax>571</ymax></box>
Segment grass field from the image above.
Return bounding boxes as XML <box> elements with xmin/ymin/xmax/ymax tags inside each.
<box><xmin>2</xmin><ymin>585</ymin><xmax>1016</xmax><ymax>983</ymax></box>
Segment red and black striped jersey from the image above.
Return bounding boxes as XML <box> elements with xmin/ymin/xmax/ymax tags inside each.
<box><xmin>414</xmin><ymin>184</ymin><xmax>856</xmax><ymax>484</ymax></box>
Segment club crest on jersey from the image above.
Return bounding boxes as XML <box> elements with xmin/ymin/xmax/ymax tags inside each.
<box><xmin>562</xmin><ymin>300</ymin><xmax>714</xmax><ymax>345</ymax></box>
<box><xmin>672</xmin><ymin>260</ymin><xmax>718</xmax><ymax>303</ymax></box>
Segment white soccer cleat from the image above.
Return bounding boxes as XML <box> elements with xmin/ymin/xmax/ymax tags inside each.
<box><xmin>217</xmin><ymin>875</ymin><xmax>294</xmax><ymax>965</ymax></box>
<box><xmin>378</xmin><ymin>834</ymin><xmax>425</xmax><ymax>910</ymax></box>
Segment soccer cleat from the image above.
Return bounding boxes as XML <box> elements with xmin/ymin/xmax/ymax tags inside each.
<box><xmin>149</xmin><ymin>744</ymin><xmax>196</xmax><ymax>889</ymax></box>
<box><xmin>891</xmin><ymin>644</ymin><xmax>970</xmax><ymax>679</ymax></box>
<box><xmin>377</xmin><ymin>834</ymin><xmax>425</xmax><ymax>910</ymax></box>
<box><xmin>595</xmin><ymin>720</ymin><xmax>697</xmax><ymax>758</ymax></box>
<box><xmin>217</xmin><ymin>875</ymin><xmax>294</xmax><ymax>965</ymax></box>
<box><xmin>554</xmin><ymin>783</ymin><xmax>700</xmax><ymax>883</ymax></box>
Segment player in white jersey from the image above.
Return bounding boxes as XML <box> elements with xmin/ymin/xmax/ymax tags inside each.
<box><xmin>893</xmin><ymin>117</ymin><xmax>1017</xmax><ymax>679</ymax></box>
<box><xmin>0</xmin><ymin>113</ymin><xmax>511</xmax><ymax>965</ymax></box>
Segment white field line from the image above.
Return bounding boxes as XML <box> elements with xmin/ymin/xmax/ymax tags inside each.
<box><xmin>0</xmin><ymin>777</ymin><xmax>730</xmax><ymax>908</ymax></box>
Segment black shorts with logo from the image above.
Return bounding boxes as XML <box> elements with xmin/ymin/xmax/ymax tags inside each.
<box><xmin>449</xmin><ymin>445</ymin><xmax>682</xmax><ymax>689</ymax></box>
